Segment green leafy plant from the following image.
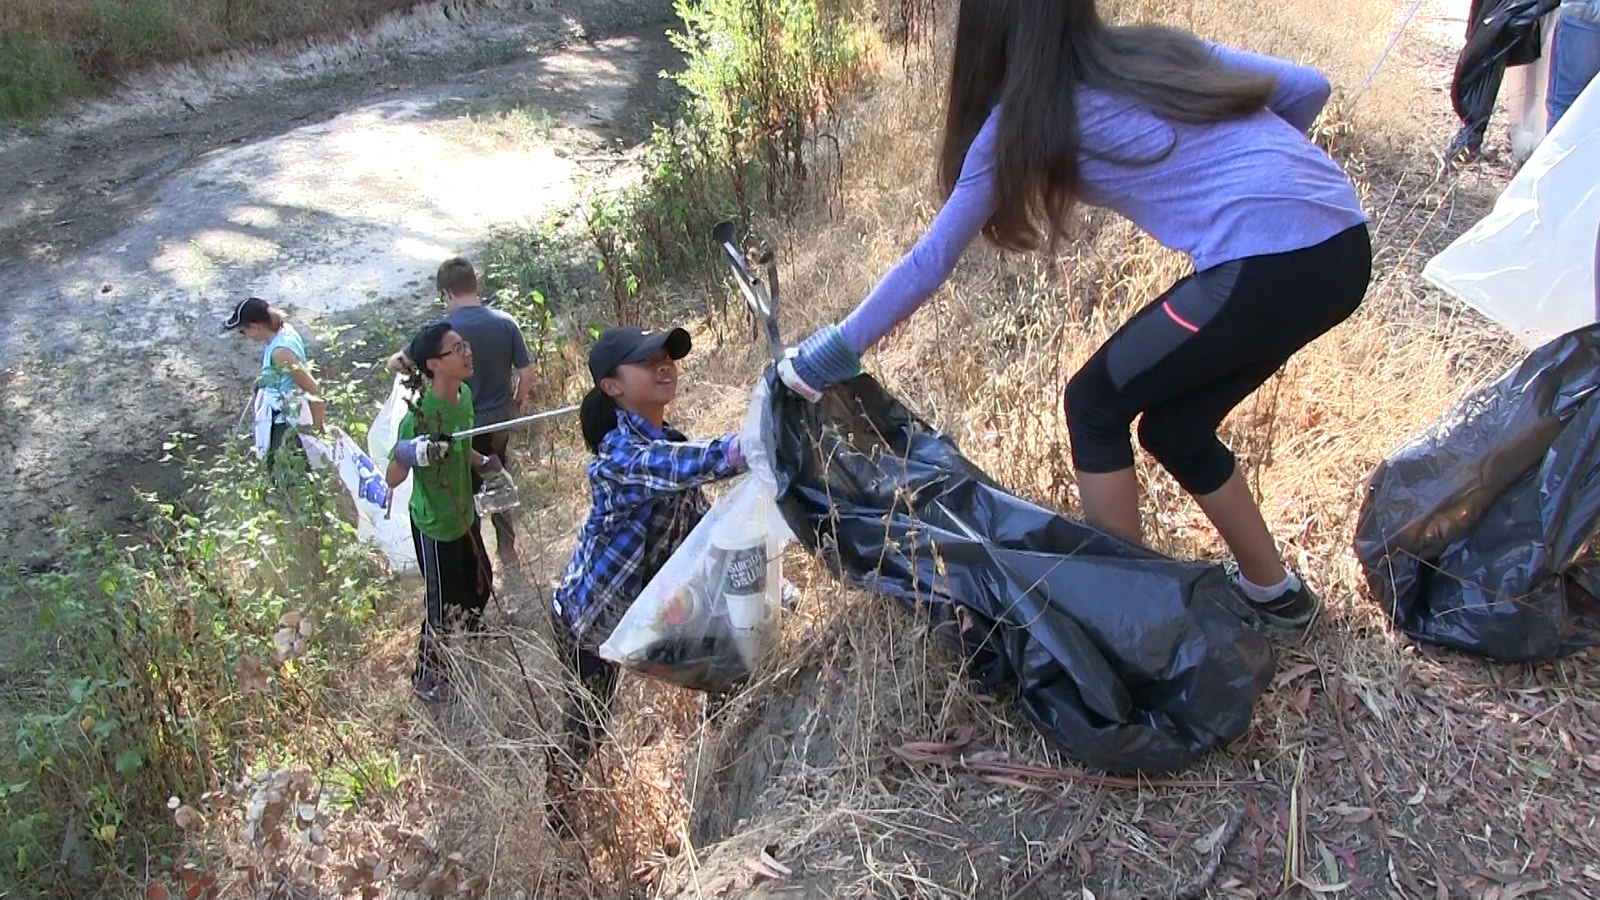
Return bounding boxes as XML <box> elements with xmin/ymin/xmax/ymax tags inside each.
<box><xmin>1</xmin><ymin>430</ymin><xmax>394</xmax><ymax>894</ymax></box>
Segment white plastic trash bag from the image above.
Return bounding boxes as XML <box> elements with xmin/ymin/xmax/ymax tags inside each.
<box><xmin>600</xmin><ymin>380</ymin><xmax>793</xmax><ymax>692</ymax></box>
<box><xmin>369</xmin><ymin>375</ymin><xmax>412</xmax><ymax>464</ymax></box>
<box><xmin>1504</xmin><ymin>11</ymin><xmax>1557</xmax><ymax>161</ymax></box>
<box><xmin>330</xmin><ymin>425</ymin><xmax>418</xmax><ymax>576</ymax></box>
<box><xmin>298</xmin><ymin>433</ymin><xmax>333</xmax><ymax>471</ymax></box>
<box><xmin>248</xmin><ymin>388</ymin><xmax>314</xmax><ymax>460</ymax></box>
<box><xmin>1423</xmin><ymin>77</ymin><xmax>1600</xmax><ymax>347</ymax></box>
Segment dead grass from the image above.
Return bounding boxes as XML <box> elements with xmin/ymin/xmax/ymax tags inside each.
<box><xmin>148</xmin><ymin>0</ymin><xmax>1600</xmax><ymax>896</ymax></box>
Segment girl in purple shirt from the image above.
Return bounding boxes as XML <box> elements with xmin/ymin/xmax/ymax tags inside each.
<box><xmin>779</xmin><ymin>0</ymin><xmax>1372</xmax><ymax>629</ymax></box>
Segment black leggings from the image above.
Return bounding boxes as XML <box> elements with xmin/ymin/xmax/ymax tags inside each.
<box><xmin>547</xmin><ymin>608</ymin><xmax>620</xmax><ymax>772</ymax></box>
<box><xmin>1065</xmin><ymin>224</ymin><xmax>1372</xmax><ymax>496</ymax></box>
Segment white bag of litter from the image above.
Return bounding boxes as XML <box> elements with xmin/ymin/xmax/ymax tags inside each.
<box><xmin>1423</xmin><ymin>77</ymin><xmax>1600</xmax><ymax>346</ymax></box>
<box><xmin>369</xmin><ymin>375</ymin><xmax>412</xmax><ymax>463</ymax></box>
<box><xmin>330</xmin><ymin>426</ymin><xmax>418</xmax><ymax>576</ymax></box>
<box><xmin>298</xmin><ymin>432</ymin><xmax>333</xmax><ymax>470</ymax></box>
<box><xmin>600</xmin><ymin>380</ymin><xmax>793</xmax><ymax>693</ymax></box>
<box><xmin>247</xmin><ymin>388</ymin><xmax>315</xmax><ymax>460</ymax></box>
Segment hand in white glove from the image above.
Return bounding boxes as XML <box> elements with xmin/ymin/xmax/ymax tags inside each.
<box><xmin>396</xmin><ymin>435</ymin><xmax>451</xmax><ymax>468</ymax></box>
<box><xmin>778</xmin><ymin>324</ymin><xmax>861</xmax><ymax>404</ymax></box>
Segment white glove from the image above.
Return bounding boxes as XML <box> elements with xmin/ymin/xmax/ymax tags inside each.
<box><xmin>397</xmin><ymin>435</ymin><xmax>450</xmax><ymax>468</ymax></box>
<box><xmin>777</xmin><ymin>352</ymin><xmax>823</xmax><ymax>403</ymax></box>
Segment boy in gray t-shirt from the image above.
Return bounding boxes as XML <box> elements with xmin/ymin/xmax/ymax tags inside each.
<box><xmin>392</xmin><ymin>258</ymin><xmax>534</xmax><ymax>563</ymax></box>
<box><xmin>439</xmin><ymin>258</ymin><xmax>532</xmax><ymax>563</ymax></box>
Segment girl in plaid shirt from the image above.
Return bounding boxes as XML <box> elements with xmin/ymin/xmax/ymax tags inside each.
<box><xmin>546</xmin><ymin>325</ymin><xmax>747</xmax><ymax>830</ymax></box>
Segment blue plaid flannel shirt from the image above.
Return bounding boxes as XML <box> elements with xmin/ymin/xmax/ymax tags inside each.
<box><xmin>553</xmin><ymin>408</ymin><xmax>742</xmax><ymax>647</ymax></box>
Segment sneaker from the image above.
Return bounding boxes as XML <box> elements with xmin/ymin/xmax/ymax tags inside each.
<box><xmin>412</xmin><ymin>673</ymin><xmax>452</xmax><ymax>703</ymax></box>
<box><xmin>1223</xmin><ymin>560</ymin><xmax>1322</xmax><ymax>631</ymax></box>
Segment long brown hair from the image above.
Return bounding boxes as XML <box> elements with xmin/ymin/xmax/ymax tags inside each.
<box><xmin>940</xmin><ymin>0</ymin><xmax>1276</xmax><ymax>251</ymax></box>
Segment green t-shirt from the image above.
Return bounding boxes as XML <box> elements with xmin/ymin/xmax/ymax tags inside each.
<box><xmin>393</xmin><ymin>383</ymin><xmax>476</xmax><ymax>541</ymax></box>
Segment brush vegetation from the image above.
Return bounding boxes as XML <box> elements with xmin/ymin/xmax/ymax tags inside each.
<box><xmin>7</xmin><ymin>0</ymin><xmax>1594</xmax><ymax>896</ymax></box>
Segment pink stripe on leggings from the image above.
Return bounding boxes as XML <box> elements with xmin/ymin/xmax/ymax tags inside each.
<box><xmin>1163</xmin><ymin>301</ymin><xmax>1201</xmax><ymax>333</ymax></box>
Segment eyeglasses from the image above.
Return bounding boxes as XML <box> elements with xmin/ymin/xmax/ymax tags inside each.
<box><xmin>440</xmin><ymin>339</ymin><xmax>472</xmax><ymax>358</ymax></box>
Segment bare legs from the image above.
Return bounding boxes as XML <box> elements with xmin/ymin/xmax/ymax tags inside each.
<box><xmin>1078</xmin><ymin>464</ymin><xmax>1287</xmax><ymax>586</ymax></box>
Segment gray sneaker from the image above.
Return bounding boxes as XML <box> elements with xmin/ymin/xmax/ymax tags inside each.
<box><xmin>1224</xmin><ymin>560</ymin><xmax>1321</xmax><ymax>631</ymax></box>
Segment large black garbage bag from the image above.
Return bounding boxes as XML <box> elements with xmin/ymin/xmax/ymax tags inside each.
<box><xmin>1354</xmin><ymin>324</ymin><xmax>1600</xmax><ymax>661</ymax></box>
<box><xmin>1448</xmin><ymin>0</ymin><xmax>1560</xmax><ymax>156</ymax></box>
<box><xmin>764</xmin><ymin>372</ymin><xmax>1274</xmax><ymax>774</ymax></box>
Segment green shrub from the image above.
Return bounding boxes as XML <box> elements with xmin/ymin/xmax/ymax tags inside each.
<box><xmin>0</xmin><ymin>35</ymin><xmax>91</xmax><ymax>119</ymax></box>
<box><xmin>95</xmin><ymin>0</ymin><xmax>183</xmax><ymax>66</ymax></box>
<box><xmin>499</xmin><ymin>0</ymin><xmax>875</xmax><ymax>317</ymax></box>
<box><xmin>0</xmin><ymin>435</ymin><xmax>393</xmax><ymax>894</ymax></box>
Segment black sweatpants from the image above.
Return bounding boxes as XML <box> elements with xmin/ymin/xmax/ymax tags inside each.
<box><xmin>1064</xmin><ymin>224</ymin><xmax>1372</xmax><ymax>496</ymax></box>
<box><xmin>471</xmin><ymin>431</ymin><xmax>516</xmax><ymax>555</ymax></box>
<box><xmin>410</xmin><ymin>520</ymin><xmax>492</xmax><ymax>685</ymax></box>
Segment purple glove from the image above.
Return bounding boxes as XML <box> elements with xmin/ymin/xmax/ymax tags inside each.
<box><xmin>726</xmin><ymin>435</ymin><xmax>747</xmax><ymax>472</ymax></box>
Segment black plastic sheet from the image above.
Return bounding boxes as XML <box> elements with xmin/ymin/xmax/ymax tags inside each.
<box><xmin>765</xmin><ymin>373</ymin><xmax>1275</xmax><ymax>774</ymax></box>
<box><xmin>1354</xmin><ymin>324</ymin><xmax>1600</xmax><ymax>661</ymax></box>
<box><xmin>1448</xmin><ymin>0</ymin><xmax>1560</xmax><ymax>156</ymax></box>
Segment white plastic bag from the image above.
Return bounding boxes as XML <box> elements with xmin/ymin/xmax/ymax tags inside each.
<box><xmin>369</xmin><ymin>375</ymin><xmax>412</xmax><ymax>463</ymax></box>
<box><xmin>298</xmin><ymin>432</ymin><xmax>333</xmax><ymax>471</ymax></box>
<box><xmin>599</xmin><ymin>380</ymin><xmax>793</xmax><ymax>692</ymax></box>
<box><xmin>248</xmin><ymin>388</ymin><xmax>314</xmax><ymax>460</ymax></box>
<box><xmin>1423</xmin><ymin>77</ymin><xmax>1600</xmax><ymax>346</ymax></box>
<box><xmin>329</xmin><ymin>425</ymin><xmax>419</xmax><ymax>576</ymax></box>
<box><xmin>311</xmin><ymin>375</ymin><xmax>423</xmax><ymax>576</ymax></box>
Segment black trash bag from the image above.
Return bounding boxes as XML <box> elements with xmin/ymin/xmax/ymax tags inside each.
<box><xmin>1448</xmin><ymin>0</ymin><xmax>1560</xmax><ymax>156</ymax></box>
<box><xmin>764</xmin><ymin>372</ymin><xmax>1275</xmax><ymax>774</ymax></box>
<box><xmin>1354</xmin><ymin>324</ymin><xmax>1600</xmax><ymax>661</ymax></box>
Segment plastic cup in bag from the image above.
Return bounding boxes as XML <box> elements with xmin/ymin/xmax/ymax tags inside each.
<box><xmin>713</xmin><ymin>520</ymin><xmax>773</xmax><ymax>665</ymax></box>
<box><xmin>474</xmin><ymin>463</ymin><xmax>520</xmax><ymax>516</ymax></box>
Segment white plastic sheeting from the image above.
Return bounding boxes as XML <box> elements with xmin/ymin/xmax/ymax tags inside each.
<box><xmin>1424</xmin><ymin>77</ymin><xmax>1600</xmax><ymax>346</ymax></box>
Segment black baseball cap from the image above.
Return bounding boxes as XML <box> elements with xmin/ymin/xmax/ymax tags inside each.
<box><xmin>588</xmin><ymin>326</ymin><xmax>691</xmax><ymax>383</ymax></box>
<box><xmin>222</xmin><ymin>297</ymin><xmax>272</xmax><ymax>331</ymax></box>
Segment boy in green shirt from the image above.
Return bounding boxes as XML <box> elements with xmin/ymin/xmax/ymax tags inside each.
<box><xmin>386</xmin><ymin>321</ymin><xmax>496</xmax><ymax>702</ymax></box>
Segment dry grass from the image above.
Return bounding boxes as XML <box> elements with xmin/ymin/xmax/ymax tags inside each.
<box><xmin>153</xmin><ymin>0</ymin><xmax>1600</xmax><ymax>896</ymax></box>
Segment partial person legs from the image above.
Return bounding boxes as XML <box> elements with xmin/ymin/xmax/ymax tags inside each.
<box><xmin>408</xmin><ymin>521</ymin><xmax>493</xmax><ymax>702</ymax></box>
<box><xmin>544</xmin><ymin>607</ymin><xmax>621</xmax><ymax>834</ymax></box>
<box><xmin>1548</xmin><ymin>7</ymin><xmax>1600</xmax><ymax>130</ymax></box>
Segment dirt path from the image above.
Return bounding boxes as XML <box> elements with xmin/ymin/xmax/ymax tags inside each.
<box><xmin>0</xmin><ymin>0</ymin><xmax>678</xmax><ymax>564</ymax></box>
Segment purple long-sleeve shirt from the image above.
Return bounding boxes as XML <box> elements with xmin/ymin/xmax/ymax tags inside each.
<box><xmin>838</xmin><ymin>45</ymin><xmax>1369</xmax><ymax>355</ymax></box>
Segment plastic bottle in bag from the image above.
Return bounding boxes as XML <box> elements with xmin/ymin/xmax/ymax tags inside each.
<box><xmin>474</xmin><ymin>464</ymin><xmax>520</xmax><ymax>516</ymax></box>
